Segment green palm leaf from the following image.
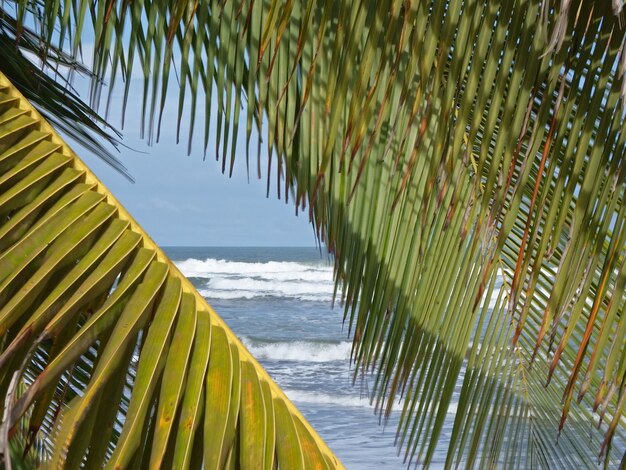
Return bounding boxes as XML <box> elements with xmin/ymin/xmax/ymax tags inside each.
<box><xmin>0</xmin><ymin>72</ymin><xmax>341</xmax><ymax>469</ymax></box>
<box><xmin>0</xmin><ymin>8</ymin><xmax>127</xmax><ymax>176</ymax></box>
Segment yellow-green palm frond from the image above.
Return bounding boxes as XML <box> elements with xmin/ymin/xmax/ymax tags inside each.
<box><xmin>0</xmin><ymin>72</ymin><xmax>341</xmax><ymax>469</ymax></box>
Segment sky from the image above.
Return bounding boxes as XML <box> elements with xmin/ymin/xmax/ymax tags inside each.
<box><xmin>68</xmin><ymin>77</ymin><xmax>317</xmax><ymax>247</ymax></box>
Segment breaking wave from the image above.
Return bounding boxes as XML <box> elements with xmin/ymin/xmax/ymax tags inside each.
<box><xmin>241</xmin><ymin>337</ymin><xmax>351</xmax><ymax>362</ymax></box>
<box><xmin>176</xmin><ymin>257</ymin><xmax>338</xmax><ymax>301</ymax></box>
<box><xmin>284</xmin><ymin>390</ymin><xmax>458</xmax><ymax>414</ymax></box>
<box><xmin>284</xmin><ymin>390</ymin><xmax>375</xmax><ymax>408</ymax></box>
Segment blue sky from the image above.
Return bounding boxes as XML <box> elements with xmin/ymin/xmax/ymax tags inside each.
<box><xmin>68</xmin><ymin>74</ymin><xmax>317</xmax><ymax>247</ymax></box>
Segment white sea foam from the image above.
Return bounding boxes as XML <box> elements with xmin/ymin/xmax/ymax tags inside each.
<box><xmin>285</xmin><ymin>390</ymin><xmax>458</xmax><ymax>415</ymax></box>
<box><xmin>176</xmin><ymin>257</ymin><xmax>338</xmax><ymax>301</ymax></box>
<box><xmin>285</xmin><ymin>390</ymin><xmax>376</xmax><ymax>408</ymax></box>
<box><xmin>176</xmin><ymin>257</ymin><xmax>513</xmax><ymax>307</ymax></box>
<box><xmin>242</xmin><ymin>337</ymin><xmax>351</xmax><ymax>362</ymax></box>
<box><xmin>197</xmin><ymin>289</ymin><xmax>331</xmax><ymax>302</ymax></box>
<box><xmin>176</xmin><ymin>258</ymin><xmax>332</xmax><ymax>281</ymax></box>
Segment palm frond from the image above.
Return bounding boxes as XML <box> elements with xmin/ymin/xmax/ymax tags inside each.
<box><xmin>0</xmin><ymin>6</ymin><xmax>127</xmax><ymax>176</ymax></box>
<box><xmin>0</xmin><ymin>71</ymin><xmax>341</xmax><ymax>469</ymax></box>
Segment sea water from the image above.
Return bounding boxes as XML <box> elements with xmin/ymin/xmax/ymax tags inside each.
<box><xmin>166</xmin><ymin>246</ymin><xmax>413</xmax><ymax>469</ymax></box>
<box><xmin>165</xmin><ymin>246</ymin><xmax>625</xmax><ymax>469</ymax></box>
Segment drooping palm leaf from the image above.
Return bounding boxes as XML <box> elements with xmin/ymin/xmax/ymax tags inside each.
<box><xmin>1</xmin><ymin>0</ymin><xmax>626</xmax><ymax>467</ymax></box>
<box><xmin>0</xmin><ymin>4</ymin><xmax>127</xmax><ymax>176</ymax></box>
<box><xmin>0</xmin><ymin>71</ymin><xmax>342</xmax><ymax>469</ymax></box>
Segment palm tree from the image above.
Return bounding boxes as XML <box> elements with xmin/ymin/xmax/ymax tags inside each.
<box><xmin>1</xmin><ymin>0</ymin><xmax>625</xmax><ymax>468</ymax></box>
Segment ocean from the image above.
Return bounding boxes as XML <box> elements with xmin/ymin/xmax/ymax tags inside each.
<box><xmin>165</xmin><ymin>246</ymin><xmax>410</xmax><ymax>469</ymax></box>
<box><xmin>163</xmin><ymin>246</ymin><xmax>626</xmax><ymax>469</ymax></box>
